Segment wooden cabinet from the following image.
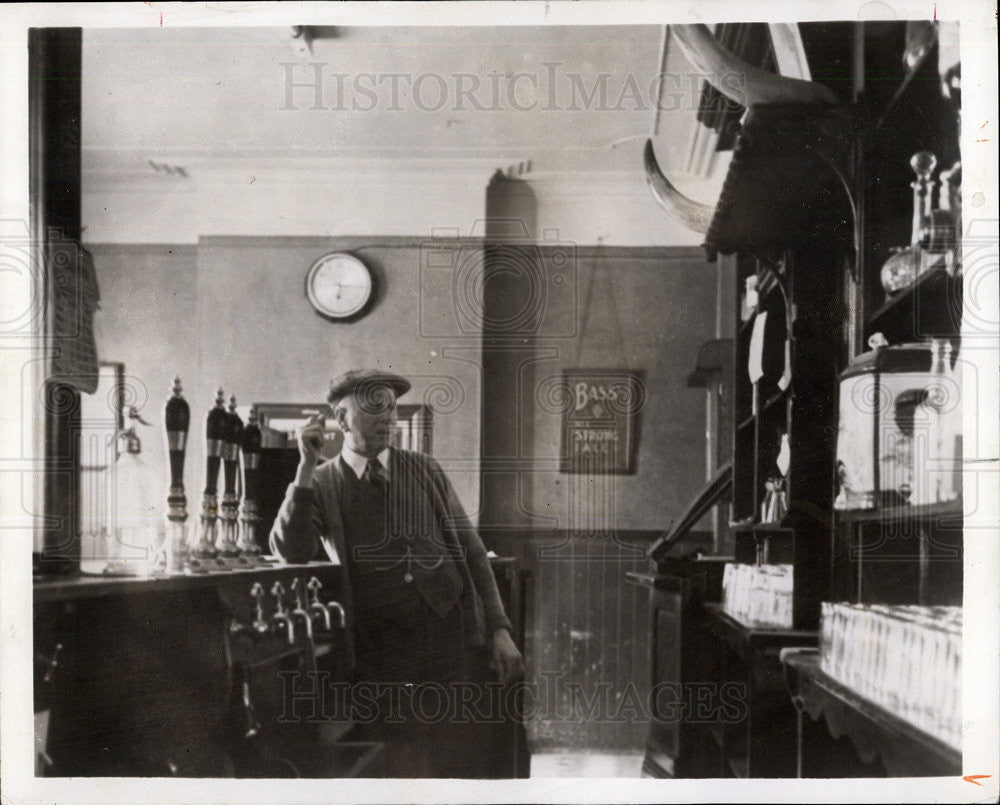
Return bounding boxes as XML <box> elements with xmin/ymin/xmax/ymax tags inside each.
<box><xmin>830</xmin><ymin>21</ymin><xmax>963</xmax><ymax>611</ymax></box>
<box><xmin>678</xmin><ymin>103</ymin><xmax>849</xmax><ymax>777</ymax></box>
<box><xmin>784</xmin><ymin>651</ymin><xmax>961</xmax><ymax>777</ymax></box>
<box><xmin>644</xmin><ymin>21</ymin><xmax>966</xmax><ymax>779</ymax></box>
<box><xmin>35</xmin><ymin>557</ymin><xmax>528</xmax><ymax>779</ymax></box>
<box><xmin>728</xmin><ymin>242</ymin><xmax>841</xmax><ymax>630</ymax></box>
<box><xmin>788</xmin><ymin>21</ymin><xmax>964</xmax><ymax>778</ymax></box>
<box><xmin>703</xmin><ymin>605</ymin><xmax>817</xmax><ymax>778</ymax></box>
<box><xmin>629</xmin><ymin>559</ymin><xmax>726</xmax><ymax>778</ymax></box>
<box><xmin>33</xmin><ymin>565</ymin><xmax>385</xmax><ymax>778</ymax></box>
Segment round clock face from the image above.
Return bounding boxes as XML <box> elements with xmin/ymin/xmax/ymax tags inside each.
<box><xmin>305</xmin><ymin>252</ymin><xmax>373</xmax><ymax>320</ymax></box>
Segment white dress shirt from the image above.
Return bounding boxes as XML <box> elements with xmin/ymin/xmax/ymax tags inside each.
<box><xmin>340</xmin><ymin>443</ymin><xmax>391</xmax><ymax>481</ymax></box>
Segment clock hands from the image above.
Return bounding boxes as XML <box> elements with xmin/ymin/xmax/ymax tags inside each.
<box><xmin>306</xmin><ymin>252</ymin><xmax>373</xmax><ymax>320</ymax></box>
<box><xmin>331</xmin><ymin>282</ymin><xmax>369</xmax><ymax>302</ymax></box>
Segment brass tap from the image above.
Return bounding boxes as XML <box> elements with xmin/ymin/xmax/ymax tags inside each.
<box><xmin>249</xmin><ymin>582</ymin><xmax>270</xmax><ymax>634</ymax></box>
<box><xmin>325</xmin><ymin>600</ymin><xmax>347</xmax><ymax>629</ymax></box>
<box><xmin>289</xmin><ymin>577</ymin><xmax>314</xmax><ymax>640</ymax></box>
<box><xmin>270</xmin><ymin>581</ymin><xmax>296</xmax><ymax>644</ymax></box>
<box><xmin>306</xmin><ymin>575</ymin><xmax>346</xmax><ymax>629</ymax></box>
<box><xmin>306</xmin><ymin>576</ymin><xmax>332</xmax><ymax>630</ymax></box>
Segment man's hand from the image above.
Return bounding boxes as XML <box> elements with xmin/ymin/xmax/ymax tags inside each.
<box><xmin>295</xmin><ymin>414</ymin><xmax>326</xmax><ymax>487</ymax></box>
<box><xmin>490</xmin><ymin>628</ymin><xmax>523</xmax><ymax>686</ymax></box>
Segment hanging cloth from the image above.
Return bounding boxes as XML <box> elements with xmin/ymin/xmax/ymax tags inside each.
<box><xmin>49</xmin><ymin>244</ymin><xmax>101</xmax><ymax>394</ymax></box>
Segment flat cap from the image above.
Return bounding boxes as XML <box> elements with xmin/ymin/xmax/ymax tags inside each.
<box><xmin>327</xmin><ymin>369</ymin><xmax>411</xmax><ymax>405</ymax></box>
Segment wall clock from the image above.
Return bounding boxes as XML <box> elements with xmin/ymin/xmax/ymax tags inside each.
<box><xmin>305</xmin><ymin>252</ymin><xmax>374</xmax><ymax>321</ymax></box>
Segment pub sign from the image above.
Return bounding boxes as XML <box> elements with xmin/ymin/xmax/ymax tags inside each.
<box><xmin>559</xmin><ymin>369</ymin><xmax>644</xmax><ymax>475</ymax></box>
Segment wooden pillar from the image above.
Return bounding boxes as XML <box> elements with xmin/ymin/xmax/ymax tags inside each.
<box><xmin>30</xmin><ymin>28</ymin><xmax>82</xmax><ymax>573</ymax></box>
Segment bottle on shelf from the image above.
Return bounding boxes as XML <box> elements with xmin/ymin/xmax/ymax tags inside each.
<box><xmin>919</xmin><ymin>165</ymin><xmax>958</xmax><ymax>277</ymax></box>
<box><xmin>85</xmin><ymin>405</ymin><xmax>162</xmax><ymax>575</ymax></box>
<box><xmin>880</xmin><ymin>151</ymin><xmax>954</xmax><ymax>297</ymax></box>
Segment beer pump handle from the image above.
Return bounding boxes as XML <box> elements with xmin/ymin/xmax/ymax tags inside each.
<box><xmin>223</xmin><ymin>395</ymin><xmax>243</xmax><ymax>496</ymax></box>
<box><xmin>204</xmin><ymin>388</ymin><xmax>228</xmax><ymax>496</ymax></box>
<box><xmin>241</xmin><ymin>409</ymin><xmax>262</xmax><ymax>503</ymax></box>
<box><xmin>164</xmin><ymin>377</ymin><xmax>192</xmax><ymax>572</ymax></box>
<box><xmin>164</xmin><ymin>377</ymin><xmax>190</xmax><ymax>495</ymax></box>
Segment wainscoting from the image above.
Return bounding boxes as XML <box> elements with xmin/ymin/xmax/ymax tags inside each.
<box><xmin>484</xmin><ymin>530</ymin><xmax>710</xmax><ymax>752</ymax></box>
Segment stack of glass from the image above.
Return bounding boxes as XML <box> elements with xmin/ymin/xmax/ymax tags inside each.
<box><xmin>820</xmin><ymin>603</ymin><xmax>961</xmax><ymax>749</ymax></box>
<box><xmin>721</xmin><ymin>563</ymin><xmax>794</xmax><ymax>628</ymax></box>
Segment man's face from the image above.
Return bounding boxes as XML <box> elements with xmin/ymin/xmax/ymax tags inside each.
<box><xmin>336</xmin><ymin>385</ymin><xmax>398</xmax><ymax>456</ymax></box>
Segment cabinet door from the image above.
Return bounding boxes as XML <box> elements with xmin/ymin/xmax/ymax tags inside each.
<box><xmin>44</xmin><ymin>590</ymin><xmax>232</xmax><ymax>776</ymax></box>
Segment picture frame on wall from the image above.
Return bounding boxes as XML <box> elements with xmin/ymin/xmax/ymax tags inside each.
<box><xmin>559</xmin><ymin>369</ymin><xmax>644</xmax><ymax>475</ymax></box>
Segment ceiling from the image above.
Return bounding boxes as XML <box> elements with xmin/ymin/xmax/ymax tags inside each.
<box><xmin>80</xmin><ymin>25</ymin><xmax>730</xmax><ymax>244</ymax></box>
<box><xmin>82</xmin><ymin>25</ymin><xmax>678</xmax><ymax>173</ymax></box>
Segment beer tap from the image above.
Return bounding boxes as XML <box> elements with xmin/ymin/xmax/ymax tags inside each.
<box><xmin>190</xmin><ymin>388</ymin><xmax>229</xmax><ymax>572</ymax></box>
<box><xmin>307</xmin><ymin>576</ymin><xmax>346</xmax><ymax>630</ymax></box>
<box><xmin>306</xmin><ymin>576</ymin><xmax>332</xmax><ymax>630</ymax></box>
<box><xmin>270</xmin><ymin>581</ymin><xmax>296</xmax><ymax>644</ymax></box>
<box><xmin>289</xmin><ymin>578</ymin><xmax>314</xmax><ymax>641</ymax></box>
<box><xmin>237</xmin><ymin>408</ymin><xmax>267</xmax><ymax>566</ymax></box>
<box><xmin>249</xmin><ymin>582</ymin><xmax>271</xmax><ymax>635</ymax></box>
<box><xmin>163</xmin><ymin>377</ymin><xmax>191</xmax><ymax>574</ymax></box>
<box><xmin>216</xmin><ymin>395</ymin><xmax>244</xmax><ymax>565</ymax></box>
<box><xmin>326</xmin><ymin>600</ymin><xmax>347</xmax><ymax>630</ymax></box>
<box><xmin>229</xmin><ymin>582</ymin><xmax>270</xmax><ymax>640</ymax></box>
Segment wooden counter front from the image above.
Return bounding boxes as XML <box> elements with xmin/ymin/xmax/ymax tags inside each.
<box><xmin>33</xmin><ymin>563</ymin><xmax>357</xmax><ymax>777</ymax></box>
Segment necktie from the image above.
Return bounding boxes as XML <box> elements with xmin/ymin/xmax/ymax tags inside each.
<box><xmin>365</xmin><ymin>458</ymin><xmax>388</xmax><ymax>489</ymax></box>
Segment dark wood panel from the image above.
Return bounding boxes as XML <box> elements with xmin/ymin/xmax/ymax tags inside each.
<box><xmin>34</xmin><ymin>566</ymin><xmax>371</xmax><ymax>778</ymax></box>
<box><xmin>31</xmin><ymin>28</ymin><xmax>83</xmax><ymax>575</ymax></box>
<box><xmin>785</xmin><ymin>653</ymin><xmax>960</xmax><ymax>777</ymax></box>
<box><xmin>630</xmin><ymin>559</ymin><xmax>727</xmax><ymax>778</ymax></box>
<box><xmin>652</xmin><ymin>603</ymin><xmax>681</xmax><ymax>756</ymax></box>
<box><xmin>484</xmin><ymin>530</ymin><xmax>671</xmax><ymax>751</ymax></box>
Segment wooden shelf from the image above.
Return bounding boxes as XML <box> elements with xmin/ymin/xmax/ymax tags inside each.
<box><xmin>835</xmin><ymin>498</ymin><xmax>962</xmax><ymax>523</ymax></box>
<box><xmin>762</xmin><ymin>390</ymin><xmax>787</xmax><ymax>414</ymax></box>
<box><xmin>729</xmin><ymin>522</ymin><xmax>794</xmax><ymax>534</ymax></box>
<box><xmin>679</xmin><ymin>23</ymin><xmax>964</xmax><ymax>785</ymax></box>
<box><xmin>625</xmin><ymin>570</ymin><xmax>689</xmax><ymax>594</ymax></box>
<box><xmin>703</xmin><ymin>602</ymin><xmax>817</xmax><ymax>656</ymax></box>
<box><xmin>733</xmin><ymin>527</ymin><xmax>796</xmax><ymax>564</ymax></box>
<box><xmin>865</xmin><ymin>265</ymin><xmax>962</xmax><ymax>338</ymax></box>
<box><xmin>736</xmin><ymin>393</ymin><xmax>787</xmax><ymax>431</ymax></box>
<box><xmin>33</xmin><ymin>560</ymin><xmax>341</xmax><ymax>603</ymax></box>
<box><xmin>783</xmin><ymin>653</ymin><xmax>960</xmax><ymax>776</ymax></box>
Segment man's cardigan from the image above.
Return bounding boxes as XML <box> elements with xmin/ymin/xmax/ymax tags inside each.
<box><xmin>270</xmin><ymin>448</ymin><xmax>512</xmax><ymax>673</ymax></box>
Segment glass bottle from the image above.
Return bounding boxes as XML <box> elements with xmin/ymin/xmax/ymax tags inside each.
<box><xmin>106</xmin><ymin>407</ymin><xmax>163</xmax><ymax>574</ymax></box>
<box><xmin>880</xmin><ymin>152</ymin><xmax>937</xmax><ymax>295</ymax></box>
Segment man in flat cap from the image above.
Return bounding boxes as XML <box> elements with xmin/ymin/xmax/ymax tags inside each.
<box><xmin>270</xmin><ymin>369</ymin><xmax>523</xmax><ymax>777</ymax></box>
